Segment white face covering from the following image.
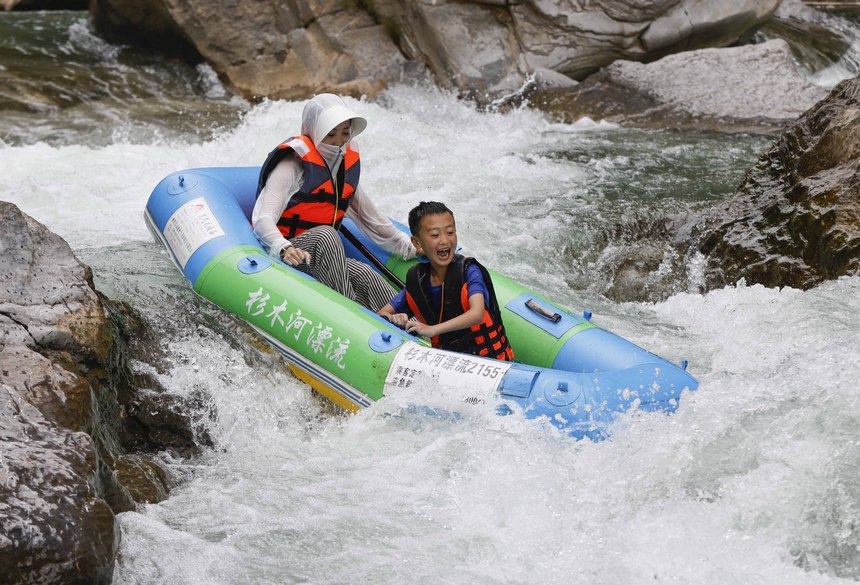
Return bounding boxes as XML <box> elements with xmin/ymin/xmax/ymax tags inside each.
<box><xmin>316</xmin><ymin>141</ymin><xmax>346</xmax><ymax>173</ymax></box>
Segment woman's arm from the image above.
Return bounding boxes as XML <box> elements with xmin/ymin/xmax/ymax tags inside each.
<box><xmin>251</xmin><ymin>158</ymin><xmax>303</xmax><ymax>258</ymax></box>
<box><xmin>345</xmin><ymin>184</ymin><xmax>416</xmax><ymax>260</ymax></box>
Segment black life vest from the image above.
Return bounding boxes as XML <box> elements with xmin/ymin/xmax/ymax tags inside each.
<box><xmin>405</xmin><ymin>255</ymin><xmax>514</xmax><ymax>361</ymax></box>
<box><xmin>256</xmin><ymin>135</ymin><xmax>360</xmax><ymax>238</ymax></box>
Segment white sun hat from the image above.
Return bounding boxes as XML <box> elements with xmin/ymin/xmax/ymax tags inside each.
<box><xmin>301</xmin><ymin>93</ymin><xmax>368</xmax><ymax>145</ymax></box>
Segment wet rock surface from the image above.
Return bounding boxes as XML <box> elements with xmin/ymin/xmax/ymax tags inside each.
<box><xmin>88</xmin><ymin>0</ymin><xmax>425</xmax><ymax>101</ymax></box>
<box><xmin>0</xmin><ymin>202</ymin><xmax>211</xmax><ymax>584</ymax></box>
<box><xmin>588</xmin><ymin>71</ymin><xmax>860</xmax><ymax>302</ymax></box>
<box><xmin>0</xmin><ymin>384</ymin><xmax>117</xmax><ymax>585</ymax></box>
<box><xmin>694</xmin><ymin>73</ymin><xmax>860</xmax><ymax>290</ymax></box>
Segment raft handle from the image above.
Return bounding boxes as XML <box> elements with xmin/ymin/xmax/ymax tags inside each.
<box><xmin>525</xmin><ymin>298</ymin><xmax>561</xmax><ymax>323</ymax></box>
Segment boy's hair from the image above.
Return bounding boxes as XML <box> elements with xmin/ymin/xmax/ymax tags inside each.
<box><xmin>408</xmin><ymin>201</ymin><xmax>454</xmax><ymax>236</ymax></box>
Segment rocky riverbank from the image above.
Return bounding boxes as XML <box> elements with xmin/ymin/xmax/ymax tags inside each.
<box><xmin>693</xmin><ymin>72</ymin><xmax>860</xmax><ymax>291</ymax></box>
<box><xmin>586</xmin><ymin>70</ymin><xmax>860</xmax><ymax>302</ymax></box>
<box><xmin>83</xmin><ymin>0</ymin><xmax>782</xmax><ymax>104</ymax></box>
<box><xmin>529</xmin><ymin>38</ymin><xmax>827</xmax><ymax>134</ymax></box>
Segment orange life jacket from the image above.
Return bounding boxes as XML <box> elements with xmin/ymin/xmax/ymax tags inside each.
<box><xmin>405</xmin><ymin>255</ymin><xmax>514</xmax><ymax>361</ymax></box>
<box><xmin>256</xmin><ymin>135</ymin><xmax>360</xmax><ymax>238</ymax></box>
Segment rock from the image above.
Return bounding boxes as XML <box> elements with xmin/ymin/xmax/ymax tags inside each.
<box><xmin>122</xmin><ymin>386</ymin><xmax>216</xmax><ymax>454</ymax></box>
<box><xmin>372</xmin><ymin>0</ymin><xmax>779</xmax><ymax>98</ymax></box>
<box><xmin>0</xmin><ymin>202</ymin><xmax>112</xmax><ymax>430</ymax></box>
<box><xmin>0</xmin><ymin>384</ymin><xmax>116</xmax><ymax>585</ymax></box>
<box><xmin>0</xmin><ymin>202</ymin><xmax>212</xmax><ymax>584</ymax></box>
<box><xmin>530</xmin><ymin>39</ymin><xmax>828</xmax><ymax>133</ymax></box>
<box><xmin>694</xmin><ymin>72</ymin><xmax>860</xmax><ymax>289</ymax></box>
<box><xmin>758</xmin><ymin>0</ymin><xmax>859</xmax><ymax>89</ymax></box>
<box><xmin>371</xmin><ymin>0</ymin><xmax>525</xmax><ymax>99</ymax></box>
<box><xmin>89</xmin><ymin>0</ymin><xmax>779</xmax><ymax>103</ymax></box>
<box><xmin>510</xmin><ymin>0</ymin><xmax>780</xmax><ymax>79</ymax></box>
<box><xmin>89</xmin><ymin>0</ymin><xmax>426</xmax><ymax>100</ymax></box>
<box><xmin>562</xmin><ymin>69</ymin><xmax>859</xmax><ymax>303</ymax></box>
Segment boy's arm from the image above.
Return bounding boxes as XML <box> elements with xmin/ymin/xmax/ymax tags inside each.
<box><xmin>405</xmin><ymin>293</ymin><xmax>485</xmax><ymax>338</ymax></box>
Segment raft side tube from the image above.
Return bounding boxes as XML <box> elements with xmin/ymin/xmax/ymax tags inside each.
<box><xmin>146</xmin><ymin>168</ymin><xmax>260</xmax><ymax>287</ymax></box>
<box><xmin>497</xmin><ymin>360</ymin><xmax>696</xmax><ymax>439</ymax></box>
<box><xmin>192</xmin><ymin>246</ymin><xmax>413</xmax><ymax>403</ymax></box>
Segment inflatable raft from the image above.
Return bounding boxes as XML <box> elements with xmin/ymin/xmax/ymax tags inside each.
<box><xmin>145</xmin><ymin>167</ymin><xmax>698</xmax><ymax>440</ymax></box>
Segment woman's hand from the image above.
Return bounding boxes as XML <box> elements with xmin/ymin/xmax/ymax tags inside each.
<box><xmin>280</xmin><ymin>245</ymin><xmax>311</xmax><ymax>266</ymax></box>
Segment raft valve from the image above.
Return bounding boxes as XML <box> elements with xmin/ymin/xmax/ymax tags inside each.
<box><xmin>368</xmin><ymin>330</ymin><xmax>404</xmax><ymax>352</ymax></box>
<box><xmin>583</xmin><ymin>310</ymin><xmax>592</xmax><ymax>321</ymax></box>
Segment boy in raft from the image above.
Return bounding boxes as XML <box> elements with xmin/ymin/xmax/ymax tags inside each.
<box><xmin>378</xmin><ymin>202</ymin><xmax>514</xmax><ymax>361</ymax></box>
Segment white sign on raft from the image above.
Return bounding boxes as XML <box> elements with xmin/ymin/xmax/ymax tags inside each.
<box><xmin>163</xmin><ymin>197</ymin><xmax>225</xmax><ymax>268</ymax></box>
<box><xmin>384</xmin><ymin>342</ymin><xmax>512</xmax><ymax>403</ymax></box>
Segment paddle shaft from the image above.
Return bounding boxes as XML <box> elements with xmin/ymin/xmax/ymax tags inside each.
<box><xmin>340</xmin><ymin>225</ymin><xmax>405</xmax><ymax>290</ymax></box>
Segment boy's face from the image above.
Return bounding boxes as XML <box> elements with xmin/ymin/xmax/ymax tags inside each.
<box><xmin>412</xmin><ymin>212</ymin><xmax>457</xmax><ymax>268</ymax></box>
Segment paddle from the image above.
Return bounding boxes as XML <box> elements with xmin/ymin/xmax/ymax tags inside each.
<box><xmin>339</xmin><ymin>225</ymin><xmax>405</xmax><ymax>290</ymax></box>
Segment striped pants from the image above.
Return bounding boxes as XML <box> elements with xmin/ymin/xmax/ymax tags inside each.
<box><xmin>291</xmin><ymin>226</ymin><xmax>397</xmax><ymax>312</ymax></box>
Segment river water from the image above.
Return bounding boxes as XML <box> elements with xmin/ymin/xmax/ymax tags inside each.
<box><xmin>2</xmin><ymin>10</ymin><xmax>860</xmax><ymax>585</ymax></box>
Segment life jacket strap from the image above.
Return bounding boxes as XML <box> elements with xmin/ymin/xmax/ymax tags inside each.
<box><xmin>277</xmin><ymin>214</ymin><xmax>344</xmax><ymax>239</ymax></box>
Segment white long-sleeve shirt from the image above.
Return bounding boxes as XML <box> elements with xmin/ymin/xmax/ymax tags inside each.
<box><xmin>251</xmin><ymin>152</ymin><xmax>416</xmax><ymax>261</ymax></box>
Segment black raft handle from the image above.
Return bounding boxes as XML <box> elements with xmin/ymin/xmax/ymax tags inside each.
<box><xmin>525</xmin><ymin>298</ymin><xmax>561</xmax><ymax>323</ymax></box>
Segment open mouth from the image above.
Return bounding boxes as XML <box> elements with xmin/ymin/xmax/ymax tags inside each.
<box><xmin>436</xmin><ymin>246</ymin><xmax>451</xmax><ymax>261</ymax></box>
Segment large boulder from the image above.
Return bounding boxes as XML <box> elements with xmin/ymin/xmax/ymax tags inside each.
<box><xmin>561</xmin><ymin>70</ymin><xmax>860</xmax><ymax>304</ymax></box>
<box><xmin>0</xmin><ymin>202</ymin><xmax>113</xmax><ymax>431</ymax></box>
<box><xmin>693</xmin><ymin>73</ymin><xmax>860</xmax><ymax>290</ymax></box>
<box><xmin>89</xmin><ymin>0</ymin><xmax>779</xmax><ymax>102</ymax></box>
<box><xmin>509</xmin><ymin>0</ymin><xmax>781</xmax><ymax>80</ymax></box>
<box><xmin>753</xmin><ymin>0</ymin><xmax>860</xmax><ymax>92</ymax></box>
<box><xmin>0</xmin><ymin>202</ymin><xmax>211</xmax><ymax>584</ymax></box>
<box><xmin>530</xmin><ymin>38</ymin><xmax>828</xmax><ymax>133</ymax></box>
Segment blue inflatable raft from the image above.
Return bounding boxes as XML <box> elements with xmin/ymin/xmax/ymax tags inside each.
<box><xmin>144</xmin><ymin>167</ymin><xmax>699</xmax><ymax>440</ymax></box>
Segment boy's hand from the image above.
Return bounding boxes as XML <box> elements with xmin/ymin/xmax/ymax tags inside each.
<box><xmin>384</xmin><ymin>312</ymin><xmax>411</xmax><ymax>328</ymax></box>
<box><xmin>405</xmin><ymin>321</ymin><xmax>436</xmax><ymax>338</ymax></box>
